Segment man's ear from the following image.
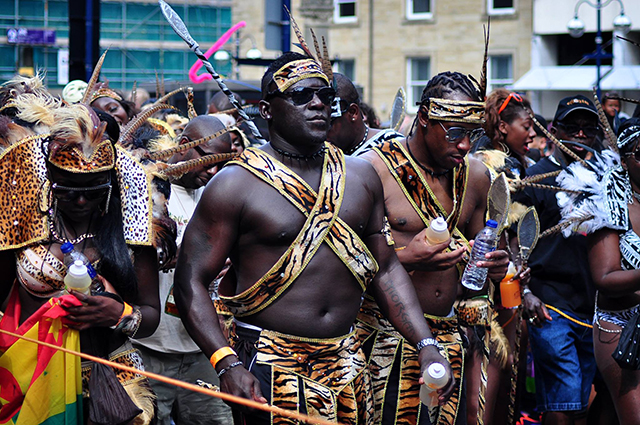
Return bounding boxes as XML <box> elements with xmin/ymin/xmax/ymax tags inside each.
<box><xmin>259</xmin><ymin>99</ymin><xmax>272</xmax><ymax>120</ymax></box>
<box><xmin>348</xmin><ymin>103</ymin><xmax>360</xmax><ymax>122</ymax></box>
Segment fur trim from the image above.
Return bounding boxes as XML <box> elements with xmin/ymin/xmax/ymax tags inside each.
<box><xmin>147</xmin><ymin>134</ymin><xmax>177</xmax><ymax>153</ymax></box>
<box><xmin>507</xmin><ymin>202</ymin><xmax>528</xmax><ymax>228</ymax></box>
<box><xmin>490</xmin><ymin>316</ymin><xmax>510</xmax><ymax>370</ymax></box>
<box><xmin>556</xmin><ymin>149</ymin><xmax>628</xmax><ymax>237</ymax></box>
<box><xmin>14</xmin><ymin>93</ymin><xmax>61</xmax><ymax>130</ymax></box>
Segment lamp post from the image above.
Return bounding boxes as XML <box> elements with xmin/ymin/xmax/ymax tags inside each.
<box><xmin>567</xmin><ymin>0</ymin><xmax>632</xmax><ymax>99</ymax></box>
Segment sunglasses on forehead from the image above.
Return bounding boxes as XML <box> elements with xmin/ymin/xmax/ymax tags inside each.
<box><xmin>52</xmin><ymin>182</ymin><xmax>112</xmax><ymax>202</ymax></box>
<box><xmin>267</xmin><ymin>86</ymin><xmax>336</xmax><ymax>106</ymax></box>
<box><xmin>438</xmin><ymin>121</ymin><xmax>485</xmax><ymax>143</ymax></box>
<box><xmin>498</xmin><ymin>92</ymin><xmax>524</xmax><ymax>115</ymax></box>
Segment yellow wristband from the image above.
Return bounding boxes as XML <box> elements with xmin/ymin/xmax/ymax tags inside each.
<box><xmin>210</xmin><ymin>347</ymin><xmax>237</xmax><ymax>368</ymax></box>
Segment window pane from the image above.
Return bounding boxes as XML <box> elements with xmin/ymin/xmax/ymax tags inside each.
<box><xmin>339</xmin><ymin>3</ymin><xmax>356</xmax><ymax>17</ymax></box>
<box><xmin>492</xmin><ymin>0</ymin><xmax>513</xmax><ymax>9</ymax></box>
<box><xmin>412</xmin><ymin>58</ymin><xmax>430</xmax><ymax>81</ymax></box>
<box><xmin>413</xmin><ymin>0</ymin><xmax>430</xmax><ymax>14</ymax></box>
<box><xmin>340</xmin><ymin>59</ymin><xmax>355</xmax><ymax>82</ymax></box>
<box><xmin>412</xmin><ymin>86</ymin><xmax>423</xmax><ymax>105</ymax></box>
<box><xmin>491</xmin><ymin>55</ymin><xmax>512</xmax><ymax>80</ymax></box>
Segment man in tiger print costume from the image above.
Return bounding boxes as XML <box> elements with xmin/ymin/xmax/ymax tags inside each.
<box><xmin>173</xmin><ymin>52</ymin><xmax>451</xmax><ymax>425</ymax></box>
<box><xmin>360</xmin><ymin>71</ymin><xmax>510</xmax><ymax>424</ymax></box>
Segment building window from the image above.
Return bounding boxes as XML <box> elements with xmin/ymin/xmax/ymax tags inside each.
<box><xmin>334</xmin><ymin>0</ymin><xmax>357</xmax><ymax>24</ymax></box>
<box><xmin>407</xmin><ymin>0</ymin><xmax>432</xmax><ymax>20</ymax></box>
<box><xmin>488</xmin><ymin>54</ymin><xmax>513</xmax><ymax>92</ymax></box>
<box><xmin>406</xmin><ymin>57</ymin><xmax>430</xmax><ymax>112</ymax></box>
<box><xmin>338</xmin><ymin>59</ymin><xmax>355</xmax><ymax>82</ymax></box>
<box><xmin>487</xmin><ymin>0</ymin><xmax>514</xmax><ymax>15</ymax></box>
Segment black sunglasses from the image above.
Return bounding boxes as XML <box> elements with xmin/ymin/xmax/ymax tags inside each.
<box><xmin>52</xmin><ymin>182</ymin><xmax>112</xmax><ymax>202</ymax></box>
<box><xmin>625</xmin><ymin>148</ymin><xmax>640</xmax><ymax>162</ymax></box>
<box><xmin>438</xmin><ymin>121</ymin><xmax>485</xmax><ymax>143</ymax></box>
<box><xmin>267</xmin><ymin>86</ymin><xmax>336</xmax><ymax>106</ymax></box>
<box><xmin>556</xmin><ymin>122</ymin><xmax>599</xmax><ymax>138</ymax></box>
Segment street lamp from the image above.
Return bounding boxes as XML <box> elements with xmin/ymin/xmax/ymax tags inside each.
<box><xmin>567</xmin><ymin>0</ymin><xmax>632</xmax><ymax>98</ymax></box>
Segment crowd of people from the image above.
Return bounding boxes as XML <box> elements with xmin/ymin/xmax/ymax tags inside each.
<box><xmin>1</xmin><ymin>19</ymin><xmax>640</xmax><ymax>425</ymax></box>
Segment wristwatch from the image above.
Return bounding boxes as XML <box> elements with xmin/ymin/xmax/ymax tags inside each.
<box><xmin>416</xmin><ymin>337</ymin><xmax>440</xmax><ymax>351</ymax></box>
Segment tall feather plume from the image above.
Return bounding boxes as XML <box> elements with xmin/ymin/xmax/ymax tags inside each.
<box><xmin>321</xmin><ymin>36</ymin><xmax>334</xmax><ymax>83</ymax></box>
<box><xmin>155</xmin><ymin>70</ymin><xmax>161</xmax><ymax>99</ymax></box>
<box><xmin>81</xmin><ymin>50</ymin><xmax>108</xmax><ymax>104</ymax></box>
<box><xmin>528</xmin><ymin>110</ymin><xmax>590</xmax><ymax>168</ymax></box>
<box><xmin>13</xmin><ymin>93</ymin><xmax>60</xmax><ymax>129</ymax></box>
<box><xmin>516</xmin><ymin>182</ymin><xmax>586</xmax><ymax>195</ymax></box>
<box><xmin>161</xmin><ymin>73</ymin><xmax>166</xmax><ymax>98</ymax></box>
<box><xmin>186</xmin><ymin>87</ymin><xmax>197</xmax><ymax>119</ymax></box>
<box><xmin>118</xmin><ymin>103</ymin><xmax>178</xmax><ymax>144</ymax></box>
<box><xmin>159</xmin><ymin>152</ymin><xmax>238</xmax><ymax>179</ymax></box>
<box><xmin>153</xmin><ymin>87</ymin><xmax>189</xmax><ymax>107</ymax></box>
<box><xmin>285</xmin><ymin>5</ymin><xmax>315</xmax><ymax>59</ymax></box>
<box><xmin>479</xmin><ymin>18</ymin><xmax>491</xmax><ymax>100</ymax></box>
<box><xmin>131</xmin><ymin>81</ymin><xmax>137</xmax><ymax>107</ymax></box>
<box><xmin>617</xmin><ymin>35</ymin><xmax>640</xmax><ymax>49</ymax></box>
<box><xmin>592</xmin><ymin>87</ymin><xmax>618</xmax><ymax>154</ymax></box>
<box><xmin>310</xmin><ymin>28</ymin><xmax>322</xmax><ymax>63</ymax></box>
<box><xmin>149</xmin><ymin>126</ymin><xmax>234</xmax><ymax>160</ymax></box>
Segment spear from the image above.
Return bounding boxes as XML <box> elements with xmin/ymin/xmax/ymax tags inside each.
<box><xmin>158</xmin><ymin>0</ymin><xmax>263</xmax><ymax>142</ymax></box>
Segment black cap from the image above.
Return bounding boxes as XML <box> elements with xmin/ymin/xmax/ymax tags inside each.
<box><xmin>553</xmin><ymin>95</ymin><xmax>598</xmax><ymax>123</ymax></box>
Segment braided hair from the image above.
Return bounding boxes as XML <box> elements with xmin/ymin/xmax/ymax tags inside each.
<box><xmin>410</xmin><ymin>71</ymin><xmax>482</xmax><ymax>136</ymax></box>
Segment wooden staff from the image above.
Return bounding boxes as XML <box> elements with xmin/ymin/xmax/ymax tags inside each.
<box><xmin>0</xmin><ymin>327</ymin><xmax>340</xmax><ymax>425</ymax></box>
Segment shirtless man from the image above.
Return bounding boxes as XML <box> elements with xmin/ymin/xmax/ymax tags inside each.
<box><xmin>173</xmin><ymin>52</ymin><xmax>453</xmax><ymax>424</ymax></box>
<box><xmin>327</xmin><ymin>73</ymin><xmax>403</xmax><ymax>156</ymax></box>
<box><xmin>360</xmin><ymin>71</ymin><xmax>509</xmax><ymax>424</ymax></box>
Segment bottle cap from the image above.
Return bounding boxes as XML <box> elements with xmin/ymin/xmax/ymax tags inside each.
<box><xmin>430</xmin><ymin>217</ymin><xmax>448</xmax><ymax>233</ymax></box>
<box><xmin>68</xmin><ymin>259</ymin><xmax>88</xmax><ymax>277</ymax></box>
<box><xmin>86</xmin><ymin>263</ymin><xmax>97</xmax><ymax>279</ymax></box>
<box><xmin>486</xmin><ymin>219</ymin><xmax>498</xmax><ymax>229</ymax></box>
<box><xmin>427</xmin><ymin>362</ymin><xmax>446</xmax><ymax>379</ymax></box>
<box><xmin>60</xmin><ymin>242</ymin><xmax>74</xmax><ymax>254</ymax></box>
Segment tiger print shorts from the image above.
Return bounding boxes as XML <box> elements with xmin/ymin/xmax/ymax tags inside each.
<box><xmin>355</xmin><ymin>297</ymin><xmax>465</xmax><ymax>425</ymax></box>
<box><xmin>234</xmin><ymin>323</ymin><xmax>375</xmax><ymax>425</ymax></box>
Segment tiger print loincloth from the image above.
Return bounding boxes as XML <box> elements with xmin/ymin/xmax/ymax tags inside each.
<box><xmin>355</xmin><ymin>296</ymin><xmax>464</xmax><ymax>425</ymax></box>
<box><xmin>234</xmin><ymin>323</ymin><xmax>375</xmax><ymax>425</ymax></box>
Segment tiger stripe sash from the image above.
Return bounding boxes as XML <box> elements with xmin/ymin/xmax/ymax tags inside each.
<box><xmin>220</xmin><ymin>143</ymin><xmax>378</xmax><ymax>317</ymax></box>
<box><xmin>373</xmin><ymin>139</ymin><xmax>471</xmax><ymax>268</ymax></box>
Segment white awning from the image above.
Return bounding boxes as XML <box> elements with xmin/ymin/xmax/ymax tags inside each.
<box><xmin>601</xmin><ymin>66</ymin><xmax>640</xmax><ymax>90</ymax></box>
<box><xmin>513</xmin><ymin>66</ymin><xmax>612</xmax><ymax>91</ymax></box>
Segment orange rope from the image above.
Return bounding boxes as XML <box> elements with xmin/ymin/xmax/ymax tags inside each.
<box><xmin>0</xmin><ymin>328</ymin><xmax>339</xmax><ymax>425</ymax></box>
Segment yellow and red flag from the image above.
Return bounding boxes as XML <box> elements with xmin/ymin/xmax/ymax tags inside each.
<box><xmin>0</xmin><ymin>291</ymin><xmax>83</xmax><ymax>425</ymax></box>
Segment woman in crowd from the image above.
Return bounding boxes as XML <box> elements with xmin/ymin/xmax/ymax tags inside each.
<box><xmin>0</xmin><ymin>94</ymin><xmax>160</xmax><ymax>424</ymax></box>
<box><xmin>559</xmin><ymin>118</ymin><xmax>640</xmax><ymax>424</ymax></box>
<box><xmin>473</xmin><ymin>88</ymin><xmax>537</xmax><ymax>178</ymax></box>
<box><xmin>90</xmin><ymin>83</ymin><xmax>138</xmax><ymax>126</ymax></box>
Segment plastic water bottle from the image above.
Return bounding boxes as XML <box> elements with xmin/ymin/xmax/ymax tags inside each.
<box><xmin>461</xmin><ymin>219</ymin><xmax>499</xmax><ymax>290</ymax></box>
<box><xmin>64</xmin><ymin>259</ymin><xmax>92</xmax><ymax>295</ymax></box>
<box><xmin>425</xmin><ymin>217</ymin><xmax>450</xmax><ymax>245</ymax></box>
<box><xmin>60</xmin><ymin>242</ymin><xmax>90</xmax><ymax>269</ymax></box>
<box><xmin>419</xmin><ymin>362</ymin><xmax>449</xmax><ymax>407</ymax></box>
<box><xmin>86</xmin><ymin>263</ymin><xmax>104</xmax><ymax>294</ymax></box>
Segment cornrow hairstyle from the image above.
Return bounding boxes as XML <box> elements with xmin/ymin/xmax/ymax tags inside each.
<box><xmin>261</xmin><ymin>52</ymin><xmax>312</xmax><ymax>98</ymax></box>
<box><xmin>410</xmin><ymin>71</ymin><xmax>482</xmax><ymax>136</ymax></box>
<box><xmin>485</xmin><ymin>88</ymin><xmax>532</xmax><ymax>147</ymax></box>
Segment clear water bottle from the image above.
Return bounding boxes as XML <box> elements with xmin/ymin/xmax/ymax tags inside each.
<box><xmin>86</xmin><ymin>263</ymin><xmax>105</xmax><ymax>294</ymax></box>
<box><xmin>419</xmin><ymin>362</ymin><xmax>449</xmax><ymax>407</ymax></box>
<box><xmin>461</xmin><ymin>219</ymin><xmax>499</xmax><ymax>290</ymax></box>
<box><xmin>64</xmin><ymin>259</ymin><xmax>92</xmax><ymax>295</ymax></box>
<box><xmin>60</xmin><ymin>242</ymin><xmax>90</xmax><ymax>269</ymax></box>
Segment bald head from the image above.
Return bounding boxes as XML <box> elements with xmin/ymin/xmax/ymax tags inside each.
<box><xmin>334</xmin><ymin>73</ymin><xmax>360</xmax><ymax>105</ymax></box>
<box><xmin>207</xmin><ymin>91</ymin><xmax>243</xmax><ymax>114</ymax></box>
<box><xmin>173</xmin><ymin>115</ymin><xmax>233</xmax><ymax>189</ymax></box>
<box><xmin>181</xmin><ymin>115</ymin><xmax>230</xmax><ymax>145</ymax></box>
